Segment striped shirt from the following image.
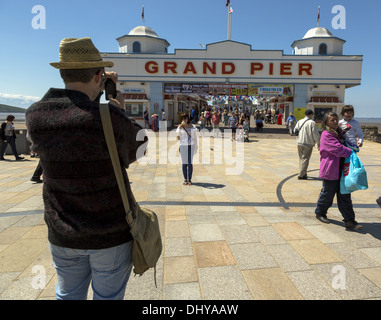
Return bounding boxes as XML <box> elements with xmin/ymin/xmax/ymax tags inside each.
<box><xmin>229</xmin><ymin>116</ymin><xmax>238</xmax><ymax>128</ymax></box>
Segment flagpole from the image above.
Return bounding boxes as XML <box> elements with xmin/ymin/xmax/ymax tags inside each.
<box><xmin>227</xmin><ymin>3</ymin><xmax>232</xmax><ymax>40</ymax></box>
<box><xmin>317</xmin><ymin>6</ymin><xmax>320</xmax><ymax>27</ymax></box>
<box><xmin>142</xmin><ymin>5</ymin><xmax>145</xmax><ymax>26</ymax></box>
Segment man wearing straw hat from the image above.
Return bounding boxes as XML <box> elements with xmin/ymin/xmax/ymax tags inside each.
<box><xmin>26</xmin><ymin>37</ymin><xmax>147</xmax><ymax>300</ymax></box>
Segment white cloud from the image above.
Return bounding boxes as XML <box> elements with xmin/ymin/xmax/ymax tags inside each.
<box><xmin>0</xmin><ymin>93</ymin><xmax>41</xmax><ymax>108</ymax></box>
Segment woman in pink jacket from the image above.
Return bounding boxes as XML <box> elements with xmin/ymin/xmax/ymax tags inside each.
<box><xmin>315</xmin><ymin>112</ymin><xmax>363</xmax><ymax>230</ymax></box>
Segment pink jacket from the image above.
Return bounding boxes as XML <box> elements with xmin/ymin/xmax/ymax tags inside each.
<box><xmin>319</xmin><ymin>130</ymin><xmax>352</xmax><ymax>180</ymax></box>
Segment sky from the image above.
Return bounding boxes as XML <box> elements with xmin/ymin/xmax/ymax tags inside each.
<box><xmin>0</xmin><ymin>0</ymin><xmax>380</xmax><ymax>117</ymax></box>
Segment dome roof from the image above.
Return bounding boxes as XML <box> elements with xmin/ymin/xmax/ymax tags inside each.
<box><xmin>128</xmin><ymin>26</ymin><xmax>158</xmax><ymax>38</ymax></box>
<box><xmin>303</xmin><ymin>27</ymin><xmax>334</xmax><ymax>39</ymax></box>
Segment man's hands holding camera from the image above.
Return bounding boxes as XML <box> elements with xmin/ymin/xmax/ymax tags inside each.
<box><xmin>104</xmin><ymin>72</ymin><xmax>124</xmax><ymax>109</ymax></box>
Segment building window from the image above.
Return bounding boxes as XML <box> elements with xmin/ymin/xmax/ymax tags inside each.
<box><xmin>133</xmin><ymin>41</ymin><xmax>141</xmax><ymax>53</ymax></box>
<box><xmin>125</xmin><ymin>103</ymin><xmax>144</xmax><ymax>117</ymax></box>
<box><xmin>318</xmin><ymin>43</ymin><xmax>327</xmax><ymax>55</ymax></box>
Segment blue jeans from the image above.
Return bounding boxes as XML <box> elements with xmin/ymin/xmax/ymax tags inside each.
<box><xmin>49</xmin><ymin>241</ymin><xmax>133</xmax><ymax>300</ymax></box>
<box><xmin>315</xmin><ymin>179</ymin><xmax>355</xmax><ymax>222</ymax></box>
<box><xmin>180</xmin><ymin>145</ymin><xmax>194</xmax><ymax>181</ymax></box>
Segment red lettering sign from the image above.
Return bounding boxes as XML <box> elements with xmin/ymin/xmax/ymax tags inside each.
<box><xmin>299</xmin><ymin>63</ymin><xmax>312</xmax><ymax>76</ymax></box>
<box><xmin>250</xmin><ymin>63</ymin><xmax>263</xmax><ymax>75</ymax></box>
<box><xmin>280</xmin><ymin>63</ymin><xmax>292</xmax><ymax>75</ymax></box>
<box><xmin>164</xmin><ymin>62</ymin><xmax>177</xmax><ymax>74</ymax></box>
<box><xmin>269</xmin><ymin>63</ymin><xmax>274</xmax><ymax>75</ymax></box>
<box><xmin>222</xmin><ymin>62</ymin><xmax>235</xmax><ymax>75</ymax></box>
<box><xmin>184</xmin><ymin>62</ymin><xmax>197</xmax><ymax>74</ymax></box>
<box><xmin>145</xmin><ymin>61</ymin><xmax>158</xmax><ymax>74</ymax></box>
<box><xmin>203</xmin><ymin>62</ymin><xmax>216</xmax><ymax>74</ymax></box>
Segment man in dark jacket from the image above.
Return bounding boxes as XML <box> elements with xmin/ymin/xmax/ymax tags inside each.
<box><xmin>26</xmin><ymin>37</ymin><xmax>147</xmax><ymax>300</ymax></box>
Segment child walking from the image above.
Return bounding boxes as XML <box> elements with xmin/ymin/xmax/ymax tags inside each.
<box><xmin>315</xmin><ymin>112</ymin><xmax>363</xmax><ymax>230</ymax></box>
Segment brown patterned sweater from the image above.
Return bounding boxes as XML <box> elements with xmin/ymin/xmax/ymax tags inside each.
<box><xmin>26</xmin><ymin>88</ymin><xmax>147</xmax><ymax>249</ymax></box>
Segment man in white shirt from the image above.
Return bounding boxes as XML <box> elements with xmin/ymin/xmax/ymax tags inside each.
<box><xmin>294</xmin><ymin>109</ymin><xmax>320</xmax><ymax>180</ymax></box>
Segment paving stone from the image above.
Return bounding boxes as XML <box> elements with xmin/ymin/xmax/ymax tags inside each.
<box><xmin>164</xmin><ymin>237</ymin><xmax>193</xmax><ymax>257</ymax></box>
<box><xmin>164</xmin><ymin>256</ymin><xmax>197</xmax><ymax>285</ymax></box>
<box><xmin>360</xmin><ymin>247</ymin><xmax>381</xmax><ymax>264</ymax></box>
<box><xmin>287</xmin><ymin>270</ymin><xmax>341</xmax><ymax>300</ymax></box>
<box><xmin>242</xmin><ymin>268</ymin><xmax>304</xmax><ymax>300</ymax></box>
<box><xmin>198</xmin><ymin>266</ymin><xmax>253</xmax><ymax>300</ymax></box>
<box><xmin>220</xmin><ymin>224</ymin><xmax>260</xmax><ymax>244</ymax></box>
<box><xmin>230</xmin><ymin>242</ymin><xmax>278</xmax><ymax>270</ymax></box>
<box><xmin>272</xmin><ymin>222</ymin><xmax>315</xmax><ymax>241</ymax></box>
<box><xmin>304</xmin><ymin>225</ymin><xmax>345</xmax><ymax>243</ymax></box>
<box><xmin>358</xmin><ymin>267</ymin><xmax>381</xmax><ymax>289</ymax></box>
<box><xmin>193</xmin><ymin>241</ymin><xmax>236</xmax><ymax>268</ymax></box>
<box><xmin>327</xmin><ymin>243</ymin><xmax>380</xmax><ymax>269</ymax></box>
<box><xmin>252</xmin><ymin>226</ymin><xmax>287</xmax><ymax>245</ymax></box>
<box><xmin>189</xmin><ymin>223</ymin><xmax>224</xmax><ymax>242</ymax></box>
<box><xmin>164</xmin><ymin>282</ymin><xmax>202</xmax><ymax>300</ymax></box>
<box><xmin>288</xmin><ymin>239</ymin><xmax>344</xmax><ymax>265</ymax></box>
<box><xmin>266</xmin><ymin>244</ymin><xmax>311</xmax><ymax>272</ymax></box>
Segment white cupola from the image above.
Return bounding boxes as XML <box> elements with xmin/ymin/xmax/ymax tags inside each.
<box><xmin>117</xmin><ymin>25</ymin><xmax>170</xmax><ymax>54</ymax></box>
<box><xmin>291</xmin><ymin>26</ymin><xmax>345</xmax><ymax>56</ymax></box>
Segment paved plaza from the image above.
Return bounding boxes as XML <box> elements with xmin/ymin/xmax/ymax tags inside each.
<box><xmin>0</xmin><ymin>124</ymin><xmax>381</xmax><ymax>300</ymax></box>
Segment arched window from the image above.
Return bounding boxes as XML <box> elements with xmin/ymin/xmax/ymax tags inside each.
<box><xmin>319</xmin><ymin>43</ymin><xmax>327</xmax><ymax>55</ymax></box>
<box><xmin>133</xmin><ymin>41</ymin><xmax>141</xmax><ymax>53</ymax></box>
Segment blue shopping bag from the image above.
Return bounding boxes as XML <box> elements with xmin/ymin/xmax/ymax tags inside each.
<box><xmin>340</xmin><ymin>151</ymin><xmax>368</xmax><ymax>194</ymax></box>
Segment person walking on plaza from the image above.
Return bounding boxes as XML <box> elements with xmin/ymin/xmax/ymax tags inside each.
<box><xmin>228</xmin><ymin>112</ymin><xmax>238</xmax><ymax>140</ymax></box>
<box><xmin>199</xmin><ymin>112</ymin><xmax>206</xmax><ymax>134</ymax></box>
<box><xmin>30</xmin><ymin>160</ymin><xmax>43</xmax><ymax>183</ymax></box>
<box><xmin>26</xmin><ymin>37</ymin><xmax>147</xmax><ymax>300</ymax></box>
<box><xmin>143</xmin><ymin>107</ymin><xmax>150</xmax><ymax>129</ymax></box>
<box><xmin>205</xmin><ymin>108</ymin><xmax>212</xmax><ymax>126</ymax></box>
<box><xmin>191</xmin><ymin>106</ymin><xmax>197</xmax><ymax>124</ymax></box>
<box><xmin>315</xmin><ymin>112</ymin><xmax>362</xmax><ymax>230</ymax></box>
<box><xmin>151</xmin><ymin>112</ymin><xmax>158</xmax><ymax>131</ymax></box>
<box><xmin>212</xmin><ymin>111</ymin><xmax>220</xmax><ymax>138</ymax></box>
<box><xmin>223</xmin><ymin>109</ymin><xmax>229</xmax><ymax>126</ymax></box>
<box><xmin>177</xmin><ymin>113</ymin><xmax>198</xmax><ymax>185</ymax></box>
<box><xmin>339</xmin><ymin>104</ymin><xmax>364</xmax><ymax>149</ymax></box>
<box><xmin>294</xmin><ymin>109</ymin><xmax>320</xmax><ymax>180</ymax></box>
<box><xmin>286</xmin><ymin>112</ymin><xmax>297</xmax><ymax>135</ymax></box>
<box><xmin>1</xmin><ymin>115</ymin><xmax>24</xmax><ymax>161</ymax></box>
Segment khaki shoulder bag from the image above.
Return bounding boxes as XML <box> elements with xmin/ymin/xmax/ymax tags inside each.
<box><xmin>100</xmin><ymin>104</ymin><xmax>162</xmax><ymax>286</ymax></box>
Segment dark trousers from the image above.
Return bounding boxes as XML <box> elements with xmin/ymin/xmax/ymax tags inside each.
<box><xmin>32</xmin><ymin>160</ymin><xmax>43</xmax><ymax>179</ymax></box>
<box><xmin>315</xmin><ymin>179</ymin><xmax>355</xmax><ymax>222</ymax></box>
<box><xmin>180</xmin><ymin>145</ymin><xmax>194</xmax><ymax>181</ymax></box>
<box><xmin>1</xmin><ymin>136</ymin><xmax>19</xmax><ymax>158</ymax></box>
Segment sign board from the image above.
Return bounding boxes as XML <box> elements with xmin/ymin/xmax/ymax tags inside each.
<box><xmin>104</xmin><ymin>41</ymin><xmax>362</xmax><ymax>86</ymax></box>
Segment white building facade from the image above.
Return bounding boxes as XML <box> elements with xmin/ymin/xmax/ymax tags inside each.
<box><xmin>102</xmin><ymin>25</ymin><xmax>362</xmax><ymax>128</ymax></box>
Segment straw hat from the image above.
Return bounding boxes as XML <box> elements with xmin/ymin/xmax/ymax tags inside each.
<box><xmin>50</xmin><ymin>37</ymin><xmax>114</xmax><ymax>69</ymax></box>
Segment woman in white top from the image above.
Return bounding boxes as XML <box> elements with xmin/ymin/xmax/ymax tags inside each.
<box><xmin>176</xmin><ymin>113</ymin><xmax>198</xmax><ymax>185</ymax></box>
<box><xmin>1</xmin><ymin>115</ymin><xmax>24</xmax><ymax>161</ymax></box>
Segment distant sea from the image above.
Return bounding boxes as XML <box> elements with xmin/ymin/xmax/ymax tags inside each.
<box><xmin>356</xmin><ymin>118</ymin><xmax>381</xmax><ymax>130</ymax></box>
<box><xmin>0</xmin><ymin>112</ymin><xmax>26</xmax><ymax>122</ymax></box>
